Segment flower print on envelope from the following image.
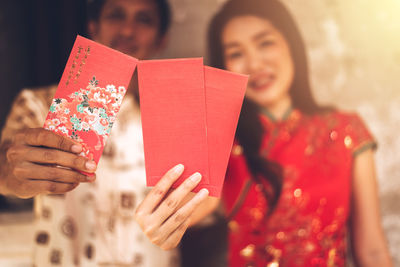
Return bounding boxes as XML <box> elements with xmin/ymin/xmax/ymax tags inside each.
<box><xmin>44</xmin><ymin>76</ymin><xmax>126</xmax><ymax>162</ymax></box>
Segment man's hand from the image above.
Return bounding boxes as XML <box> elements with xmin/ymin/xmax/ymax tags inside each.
<box><xmin>0</xmin><ymin>128</ymin><xmax>97</xmax><ymax>198</ymax></box>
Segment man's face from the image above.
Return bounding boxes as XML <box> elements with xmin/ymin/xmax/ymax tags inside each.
<box><xmin>89</xmin><ymin>0</ymin><xmax>165</xmax><ymax>60</ymax></box>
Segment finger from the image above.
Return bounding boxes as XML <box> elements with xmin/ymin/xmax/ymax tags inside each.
<box><xmin>159</xmin><ymin>219</ymin><xmax>191</xmax><ymax>250</ymax></box>
<box><xmin>22</xmin><ymin>180</ymin><xmax>79</xmax><ymax>196</ymax></box>
<box><xmin>17</xmin><ymin>128</ymin><xmax>82</xmax><ymax>153</ymax></box>
<box><xmin>151</xmin><ymin>172</ymin><xmax>203</xmax><ymax>224</ymax></box>
<box><xmin>13</xmin><ymin>161</ymin><xmax>95</xmax><ymax>183</ymax></box>
<box><xmin>22</xmin><ymin>147</ymin><xmax>97</xmax><ymax>173</ymax></box>
<box><xmin>155</xmin><ymin>188</ymin><xmax>209</xmax><ymax>243</ymax></box>
<box><xmin>136</xmin><ymin>164</ymin><xmax>184</xmax><ymax>216</ymax></box>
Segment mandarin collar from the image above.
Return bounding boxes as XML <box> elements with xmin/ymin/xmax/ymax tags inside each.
<box><xmin>260</xmin><ymin>106</ymin><xmax>294</xmax><ymax>123</ymax></box>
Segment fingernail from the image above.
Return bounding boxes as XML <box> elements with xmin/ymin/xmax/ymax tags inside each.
<box><xmin>71</xmin><ymin>144</ymin><xmax>82</xmax><ymax>153</ymax></box>
<box><xmin>85</xmin><ymin>160</ymin><xmax>97</xmax><ymax>171</ymax></box>
<box><xmin>198</xmin><ymin>188</ymin><xmax>209</xmax><ymax>197</ymax></box>
<box><xmin>173</xmin><ymin>164</ymin><xmax>184</xmax><ymax>173</ymax></box>
<box><xmin>190</xmin><ymin>172</ymin><xmax>202</xmax><ymax>183</ymax></box>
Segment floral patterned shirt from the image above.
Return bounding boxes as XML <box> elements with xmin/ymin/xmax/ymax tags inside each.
<box><xmin>1</xmin><ymin>85</ymin><xmax>180</xmax><ymax>267</ymax></box>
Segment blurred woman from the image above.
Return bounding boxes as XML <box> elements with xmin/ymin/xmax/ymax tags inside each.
<box><xmin>135</xmin><ymin>0</ymin><xmax>392</xmax><ymax>266</ymax></box>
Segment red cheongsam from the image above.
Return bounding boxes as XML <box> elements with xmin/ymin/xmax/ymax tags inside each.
<box><xmin>223</xmin><ymin>109</ymin><xmax>376</xmax><ymax>267</ymax></box>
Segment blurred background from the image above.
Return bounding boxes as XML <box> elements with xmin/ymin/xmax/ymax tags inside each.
<box><xmin>0</xmin><ymin>0</ymin><xmax>399</xmax><ymax>265</ymax></box>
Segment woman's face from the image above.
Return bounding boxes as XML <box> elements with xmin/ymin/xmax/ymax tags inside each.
<box><xmin>222</xmin><ymin>15</ymin><xmax>294</xmax><ymax>109</ymax></box>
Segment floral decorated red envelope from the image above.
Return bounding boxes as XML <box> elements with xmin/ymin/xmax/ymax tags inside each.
<box><xmin>43</xmin><ymin>35</ymin><xmax>138</xmax><ymax>164</ymax></box>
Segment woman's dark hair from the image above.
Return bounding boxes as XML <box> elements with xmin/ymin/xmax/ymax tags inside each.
<box><xmin>87</xmin><ymin>0</ymin><xmax>171</xmax><ymax>37</ymax></box>
<box><xmin>208</xmin><ymin>0</ymin><xmax>331</xmax><ymax>211</ymax></box>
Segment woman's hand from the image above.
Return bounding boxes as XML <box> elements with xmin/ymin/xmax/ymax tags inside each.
<box><xmin>0</xmin><ymin>128</ymin><xmax>97</xmax><ymax>198</ymax></box>
<box><xmin>135</xmin><ymin>164</ymin><xmax>210</xmax><ymax>250</ymax></box>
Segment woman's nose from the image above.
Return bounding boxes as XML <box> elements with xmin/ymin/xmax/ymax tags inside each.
<box><xmin>246</xmin><ymin>50</ymin><xmax>264</xmax><ymax>73</ymax></box>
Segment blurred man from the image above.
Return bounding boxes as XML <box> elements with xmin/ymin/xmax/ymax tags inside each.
<box><xmin>0</xmin><ymin>0</ymin><xmax>179</xmax><ymax>266</ymax></box>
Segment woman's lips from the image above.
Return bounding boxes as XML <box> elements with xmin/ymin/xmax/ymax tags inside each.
<box><xmin>249</xmin><ymin>74</ymin><xmax>275</xmax><ymax>92</ymax></box>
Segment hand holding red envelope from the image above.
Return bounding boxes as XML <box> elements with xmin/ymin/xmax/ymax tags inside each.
<box><xmin>43</xmin><ymin>35</ymin><xmax>137</xmax><ymax>167</ymax></box>
<box><xmin>137</xmin><ymin>58</ymin><xmax>210</xmax><ymax>187</ymax></box>
<box><xmin>138</xmin><ymin>59</ymin><xmax>248</xmax><ymax>197</ymax></box>
<box><xmin>44</xmin><ymin>36</ymin><xmax>248</xmax><ymax>197</ymax></box>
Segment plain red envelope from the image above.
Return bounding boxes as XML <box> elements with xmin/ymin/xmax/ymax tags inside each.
<box><xmin>43</xmin><ymin>35</ymin><xmax>138</xmax><ymax>165</ymax></box>
<box><xmin>137</xmin><ymin>58</ymin><xmax>210</xmax><ymax>186</ymax></box>
<box><xmin>196</xmin><ymin>66</ymin><xmax>248</xmax><ymax>197</ymax></box>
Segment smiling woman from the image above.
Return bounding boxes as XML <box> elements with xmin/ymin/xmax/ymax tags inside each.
<box><xmin>135</xmin><ymin>0</ymin><xmax>394</xmax><ymax>266</ymax></box>
<box><xmin>206</xmin><ymin>0</ymin><xmax>393</xmax><ymax>266</ymax></box>
<box><xmin>222</xmin><ymin>16</ymin><xmax>295</xmax><ymax>118</ymax></box>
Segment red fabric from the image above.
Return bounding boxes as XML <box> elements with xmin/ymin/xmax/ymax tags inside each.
<box><xmin>223</xmin><ymin>109</ymin><xmax>376</xmax><ymax>267</ymax></box>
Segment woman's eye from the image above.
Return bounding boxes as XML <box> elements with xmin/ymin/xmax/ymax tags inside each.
<box><xmin>259</xmin><ymin>40</ymin><xmax>274</xmax><ymax>48</ymax></box>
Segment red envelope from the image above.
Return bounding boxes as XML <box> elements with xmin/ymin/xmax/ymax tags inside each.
<box><xmin>195</xmin><ymin>66</ymin><xmax>248</xmax><ymax>197</ymax></box>
<box><xmin>138</xmin><ymin>58</ymin><xmax>210</xmax><ymax>187</ymax></box>
<box><xmin>43</xmin><ymin>35</ymin><xmax>137</xmax><ymax>165</ymax></box>
<box><xmin>138</xmin><ymin>59</ymin><xmax>247</xmax><ymax>197</ymax></box>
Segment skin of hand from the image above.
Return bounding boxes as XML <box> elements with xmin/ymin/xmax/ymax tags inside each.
<box><xmin>135</xmin><ymin>164</ymin><xmax>219</xmax><ymax>250</ymax></box>
<box><xmin>351</xmin><ymin>149</ymin><xmax>393</xmax><ymax>267</ymax></box>
<box><xmin>0</xmin><ymin>128</ymin><xmax>97</xmax><ymax>198</ymax></box>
